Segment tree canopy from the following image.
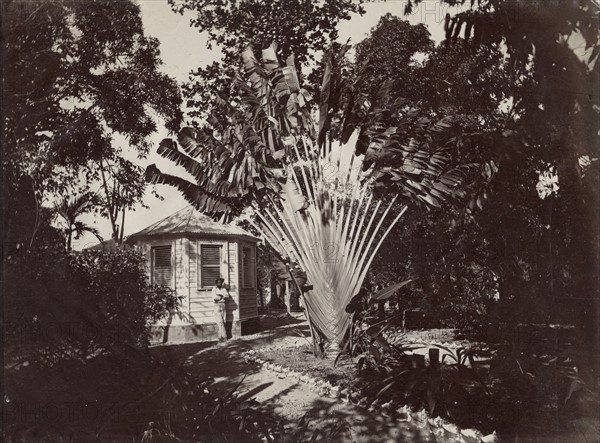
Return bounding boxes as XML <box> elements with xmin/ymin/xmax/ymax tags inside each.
<box><xmin>169</xmin><ymin>0</ymin><xmax>365</xmax><ymax>119</ymax></box>
<box><xmin>353</xmin><ymin>13</ymin><xmax>433</xmax><ymax>101</ymax></box>
<box><xmin>2</xmin><ymin>0</ymin><xmax>183</xmax><ymax>251</ymax></box>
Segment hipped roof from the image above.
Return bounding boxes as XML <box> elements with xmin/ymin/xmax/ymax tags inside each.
<box><xmin>127</xmin><ymin>206</ymin><xmax>259</xmax><ymax>243</ymax></box>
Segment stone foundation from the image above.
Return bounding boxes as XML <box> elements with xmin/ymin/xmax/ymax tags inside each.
<box><xmin>150</xmin><ymin>318</ymin><xmax>260</xmax><ymax>344</ymax></box>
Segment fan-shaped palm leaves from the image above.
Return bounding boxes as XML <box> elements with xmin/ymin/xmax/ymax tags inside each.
<box><xmin>54</xmin><ymin>193</ymin><xmax>102</xmax><ymax>251</ymax></box>
<box><xmin>147</xmin><ymin>43</ymin><xmax>476</xmax><ymax>353</ymax></box>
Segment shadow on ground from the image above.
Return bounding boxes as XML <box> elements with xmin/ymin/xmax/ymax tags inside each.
<box><xmin>3</xmin><ymin>314</ymin><xmax>435</xmax><ymax>442</ymax></box>
<box><xmin>173</xmin><ymin>316</ymin><xmax>435</xmax><ymax>443</ymax></box>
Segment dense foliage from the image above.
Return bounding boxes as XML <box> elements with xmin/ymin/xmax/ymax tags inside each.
<box><xmin>401</xmin><ymin>0</ymin><xmax>600</xmax><ymax>336</ymax></box>
<box><xmin>4</xmin><ymin>248</ymin><xmax>177</xmax><ymax>364</ymax></box>
<box><xmin>358</xmin><ymin>9</ymin><xmax>599</xmax><ymax>354</ymax></box>
<box><xmin>348</xmin><ymin>7</ymin><xmax>600</xmax><ymax>435</ymax></box>
<box><xmin>338</xmin><ymin>299</ymin><xmax>598</xmax><ymax>438</ymax></box>
<box><xmin>169</xmin><ymin>0</ymin><xmax>365</xmax><ymax>118</ymax></box>
<box><xmin>1</xmin><ymin>0</ymin><xmax>182</xmax><ymax>252</ymax></box>
<box><xmin>353</xmin><ymin>14</ymin><xmax>433</xmax><ymax>101</ymax></box>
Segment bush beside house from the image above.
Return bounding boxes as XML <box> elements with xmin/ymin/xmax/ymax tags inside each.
<box><xmin>4</xmin><ymin>248</ymin><xmax>176</xmax><ymax>366</ymax></box>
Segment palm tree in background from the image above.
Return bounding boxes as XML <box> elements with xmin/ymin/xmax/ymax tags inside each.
<box><xmin>147</xmin><ymin>43</ymin><xmax>475</xmax><ymax>355</ymax></box>
<box><xmin>54</xmin><ymin>193</ymin><xmax>103</xmax><ymax>251</ymax></box>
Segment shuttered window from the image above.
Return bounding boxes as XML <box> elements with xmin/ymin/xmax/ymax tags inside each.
<box><xmin>152</xmin><ymin>245</ymin><xmax>172</xmax><ymax>288</ymax></box>
<box><xmin>242</xmin><ymin>246</ymin><xmax>254</xmax><ymax>288</ymax></box>
<box><xmin>200</xmin><ymin>244</ymin><xmax>222</xmax><ymax>288</ymax></box>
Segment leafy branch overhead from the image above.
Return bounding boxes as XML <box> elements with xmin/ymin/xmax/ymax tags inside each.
<box><xmin>149</xmin><ymin>43</ymin><xmax>480</xmax><ymax>221</ymax></box>
<box><xmin>3</xmin><ymin>0</ymin><xmax>183</xmax><ymax>187</ymax></box>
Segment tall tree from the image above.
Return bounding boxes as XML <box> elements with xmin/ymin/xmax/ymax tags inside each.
<box><xmin>147</xmin><ymin>44</ymin><xmax>476</xmax><ymax>354</ymax></box>
<box><xmin>349</xmin><ymin>6</ymin><xmax>599</xmax><ymax>364</ymax></box>
<box><xmin>168</xmin><ymin>0</ymin><xmax>364</xmax><ymax>119</ymax></box>
<box><xmin>98</xmin><ymin>157</ymin><xmax>147</xmax><ymax>244</ymax></box>
<box><xmin>352</xmin><ymin>14</ymin><xmax>433</xmax><ymax>101</ymax></box>
<box><xmin>356</xmin><ymin>15</ymin><xmax>513</xmax><ymax>327</ymax></box>
<box><xmin>1</xmin><ymin>0</ymin><xmax>182</xmax><ymax>254</ymax></box>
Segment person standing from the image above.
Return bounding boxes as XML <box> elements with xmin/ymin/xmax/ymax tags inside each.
<box><xmin>212</xmin><ymin>277</ymin><xmax>231</xmax><ymax>341</ymax></box>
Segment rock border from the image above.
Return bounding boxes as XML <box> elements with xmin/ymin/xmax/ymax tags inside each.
<box><xmin>242</xmin><ymin>350</ymin><xmax>498</xmax><ymax>443</ymax></box>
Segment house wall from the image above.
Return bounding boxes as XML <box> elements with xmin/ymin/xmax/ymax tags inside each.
<box><xmin>188</xmin><ymin>238</ymin><xmax>236</xmax><ymax>327</ymax></box>
<box><xmin>138</xmin><ymin>235</ymin><xmax>259</xmax><ymax>342</ymax></box>
<box><xmin>238</xmin><ymin>241</ymin><xmax>259</xmax><ymax>322</ymax></box>
<box><xmin>176</xmin><ymin>237</ymin><xmax>190</xmax><ymax>304</ymax></box>
<box><xmin>137</xmin><ymin>238</ymin><xmax>190</xmax><ymax>304</ymax></box>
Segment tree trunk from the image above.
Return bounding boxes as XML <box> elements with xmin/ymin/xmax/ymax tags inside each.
<box><xmin>119</xmin><ymin>208</ymin><xmax>126</xmax><ymax>244</ymax></box>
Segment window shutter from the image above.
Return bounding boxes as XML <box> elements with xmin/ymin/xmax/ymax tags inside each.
<box><xmin>242</xmin><ymin>246</ymin><xmax>253</xmax><ymax>288</ymax></box>
<box><xmin>201</xmin><ymin>244</ymin><xmax>221</xmax><ymax>287</ymax></box>
<box><xmin>152</xmin><ymin>245</ymin><xmax>172</xmax><ymax>288</ymax></box>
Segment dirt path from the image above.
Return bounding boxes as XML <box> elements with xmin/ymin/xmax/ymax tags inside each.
<box><xmin>179</xmin><ymin>315</ymin><xmax>440</xmax><ymax>443</ymax></box>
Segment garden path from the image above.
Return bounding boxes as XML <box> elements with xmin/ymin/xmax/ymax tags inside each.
<box><xmin>178</xmin><ymin>313</ymin><xmax>446</xmax><ymax>443</ymax></box>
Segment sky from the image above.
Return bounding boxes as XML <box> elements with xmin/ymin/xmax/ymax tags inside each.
<box><xmin>73</xmin><ymin>0</ymin><xmax>468</xmax><ymax>250</ymax></box>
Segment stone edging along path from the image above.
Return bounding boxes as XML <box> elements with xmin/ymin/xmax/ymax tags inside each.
<box><xmin>242</xmin><ymin>350</ymin><xmax>499</xmax><ymax>443</ymax></box>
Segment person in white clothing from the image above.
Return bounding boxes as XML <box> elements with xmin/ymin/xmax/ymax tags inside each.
<box><xmin>212</xmin><ymin>278</ymin><xmax>231</xmax><ymax>341</ymax></box>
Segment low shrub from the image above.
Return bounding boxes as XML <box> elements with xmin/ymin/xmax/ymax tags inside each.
<box><xmin>4</xmin><ymin>248</ymin><xmax>178</xmax><ymax>365</ymax></box>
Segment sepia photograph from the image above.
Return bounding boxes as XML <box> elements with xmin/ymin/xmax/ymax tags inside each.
<box><xmin>1</xmin><ymin>0</ymin><xmax>599</xmax><ymax>441</ymax></box>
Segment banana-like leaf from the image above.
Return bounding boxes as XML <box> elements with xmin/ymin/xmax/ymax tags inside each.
<box><xmin>242</xmin><ymin>46</ymin><xmax>266</xmax><ymax>91</ymax></box>
<box><xmin>177</xmin><ymin>127</ymin><xmax>203</xmax><ymax>157</ymax></box>
<box><xmin>146</xmin><ymin>164</ymin><xmax>240</xmax><ymax>221</ymax></box>
<box><xmin>157</xmin><ymin>137</ymin><xmax>243</xmax><ymax>198</ymax></box>
<box><xmin>284</xmin><ymin>55</ymin><xmax>300</xmax><ymax>92</ymax></box>
<box><xmin>318</xmin><ymin>44</ymin><xmax>350</xmax><ymax>148</ymax></box>
<box><xmin>370</xmin><ymin>279</ymin><xmax>414</xmax><ymax>303</ymax></box>
<box><xmin>261</xmin><ymin>42</ymin><xmax>280</xmax><ymax>73</ymax></box>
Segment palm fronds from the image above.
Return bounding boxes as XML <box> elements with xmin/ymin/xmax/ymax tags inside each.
<box><xmin>251</xmin><ymin>136</ymin><xmax>407</xmax><ymax>348</ymax></box>
<box><xmin>54</xmin><ymin>192</ymin><xmax>102</xmax><ymax>250</ymax></box>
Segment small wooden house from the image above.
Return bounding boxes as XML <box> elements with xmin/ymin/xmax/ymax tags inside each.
<box><xmin>127</xmin><ymin>206</ymin><xmax>260</xmax><ymax>343</ymax></box>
